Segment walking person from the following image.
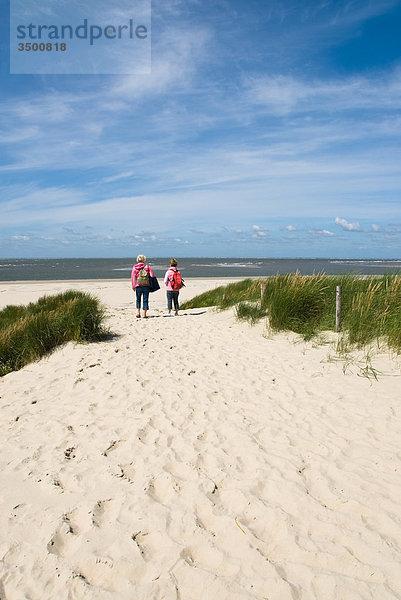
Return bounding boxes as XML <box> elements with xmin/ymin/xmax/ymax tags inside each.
<box><xmin>131</xmin><ymin>254</ymin><xmax>154</xmax><ymax>319</ymax></box>
<box><xmin>164</xmin><ymin>258</ymin><xmax>184</xmax><ymax>316</ymax></box>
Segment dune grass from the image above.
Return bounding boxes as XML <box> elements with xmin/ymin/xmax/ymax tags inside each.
<box><xmin>181</xmin><ymin>278</ymin><xmax>262</xmax><ymax>310</ymax></box>
<box><xmin>181</xmin><ymin>273</ymin><xmax>401</xmax><ymax>353</ymax></box>
<box><xmin>0</xmin><ymin>290</ymin><xmax>108</xmax><ymax>376</ymax></box>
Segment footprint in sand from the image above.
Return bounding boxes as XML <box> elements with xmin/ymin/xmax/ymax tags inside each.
<box><xmin>163</xmin><ymin>461</ymin><xmax>198</xmax><ymax>482</ymax></box>
<box><xmin>76</xmin><ymin>553</ymin><xmax>159</xmax><ymax>591</ymax></box>
<box><xmin>47</xmin><ymin>517</ymin><xmax>81</xmax><ymax>558</ymax></box>
<box><xmin>180</xmin><ymin>544</ymin><xmax>236</xmax><ymax>575</ymax></box>
<box><xmin>147</xmin><ymin>473</ymin><xmax>180</xmax><ymax>505</ymax></box>
<box><xmin>131</xmin><ymin>530</ymin><xmax>174</xmax><ymax>562</ymax></box>
<box><xmin>116</xmin><ymin>462</ymin><xmax>135</xmax><ymax>483</ymax></box>
<box><xmin>102</xmin><ymin>439</ymin><xmax>123</xmax><ymax>457</ymax></box>
<box><xmin>91</xmin><ymin>497</ymin><xmax>122</xmax><ymax>528</ymax></box>
<box><xmin>64</xmin><ymin>505</ymin><xmax>93</xmax><ymax>533</ymax></box>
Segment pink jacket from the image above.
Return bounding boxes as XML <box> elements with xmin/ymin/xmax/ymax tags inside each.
<box><xmin>131</xmin><ymin>262</ymin><xmax>154</xmax><ymax>289</ymax></box>
<box><xmin>164</xmin><ymin>266</ymin><xmax>179</xmax><ymax>291</ymax></box>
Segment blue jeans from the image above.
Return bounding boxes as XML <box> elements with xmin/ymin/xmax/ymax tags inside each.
<box><xmin>136</xmin><ymin>286</ymin><xmax>150</xmax><ymax>310</ymax></box>
<box><xmin>167</xmin><ymin>290</ymin><xmax>179</xmax><ymax>311</ymax></box>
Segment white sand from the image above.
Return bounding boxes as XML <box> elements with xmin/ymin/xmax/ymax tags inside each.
<box><xmin>1</xmin><ymin>278</ymin><xmax>401</xmax><ymax>600</ymax></box>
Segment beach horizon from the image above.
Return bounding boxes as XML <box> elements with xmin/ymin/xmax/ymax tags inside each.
<box><xmin>1</xmin><ymin>257</ymin><xmax>401</xmax><ymax>284</ymax></box>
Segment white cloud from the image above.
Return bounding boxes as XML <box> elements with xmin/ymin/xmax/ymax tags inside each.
<box><xmin>1</xmin><ymin>2</ymin><xmax>401</xmax><ymax>258</ymax></box>
<box><xmin>335</xmin><ymin>217</ymin><xmax>362</xmax><ymax>231</ymax></box>
<box><xmin>252</xmin><ymin>224</ymin><xmax>268</xmax><ymax>238</ymax></box>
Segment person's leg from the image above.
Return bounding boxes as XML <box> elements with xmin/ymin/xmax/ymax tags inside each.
<box><xmin>135</xmin><ymin>287</ymin><xmax>142</xmax><ymax>317</ymax></box>
<box><xmin>173</xmin><ymin>291</ymin><xmax>179</xmax><ymax>314</ymax></box>
<box><xmin>167</xmin><ymin>291</ymin><xmax>173</xmax><ymax>314</ymax></box>
<box><xmin>143</xmin><ymin>287</ymin><xmax>150</xmax><ymax>317</ymax></box>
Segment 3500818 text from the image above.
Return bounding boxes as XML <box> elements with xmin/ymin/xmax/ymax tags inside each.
<box><xmin>17</xmin><ymin>42</ymin><xmax>67</xmax><ymax>52</ymax></box>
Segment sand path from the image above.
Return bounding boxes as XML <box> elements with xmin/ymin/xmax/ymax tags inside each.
<box><xmin>1</xmin><ymin>281</ymin><xmax>401</xmax><ymax>599</ymax></box>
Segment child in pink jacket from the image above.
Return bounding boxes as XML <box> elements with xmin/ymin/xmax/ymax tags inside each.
<box><xmin>164</xmin><ymin>258</ymin><xmax>182</xmax><ymax>315</ymax></box>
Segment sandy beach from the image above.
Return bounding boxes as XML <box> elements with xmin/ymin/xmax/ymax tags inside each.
<box><xmin>1</xmin><ymin>278</ymin><xmax>401</xmax><ymax>600</ymax></box>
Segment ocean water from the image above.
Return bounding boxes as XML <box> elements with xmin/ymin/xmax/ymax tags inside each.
<box><xmin>1</xmin><ymin>257</ymin><xmax>401</xmax><ymax>281</ymax></box>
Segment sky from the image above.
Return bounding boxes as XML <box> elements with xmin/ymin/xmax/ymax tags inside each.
<box><xmin>1</xmin><ymin>0</ymin><xmax>401</xmax><ymax>258</ymax></box>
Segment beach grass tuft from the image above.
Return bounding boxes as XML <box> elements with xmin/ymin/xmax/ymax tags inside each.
<box><xmin>181</xmin><ymin>273</ymin><xmax>401</xmax><ymax>353</ymax></box>
<box><xmin>181</xmin><ymin>278</ymin><xmax>262</xmax><ymax>310</ymax></box>
<box><xmin>0</xmin><ymin>290</ymin><xmax>108</xmax><ymax>376</ymax></box>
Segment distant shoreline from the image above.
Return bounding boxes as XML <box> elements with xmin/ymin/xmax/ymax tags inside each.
<box><xmin>1</xmin><ymin>257</ymin><xmax>401</xmax><ymax>284</ymax></box>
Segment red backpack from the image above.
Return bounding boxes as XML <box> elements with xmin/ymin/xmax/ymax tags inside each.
<box><xmin>170</xmin><ymin>270</ymin><xmax>184</xmax><ymax>290</ymax></box>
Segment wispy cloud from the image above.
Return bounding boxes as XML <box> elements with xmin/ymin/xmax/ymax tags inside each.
<box><xmin>245</xmin><ymin>70</ymin><xmax>401</xmax><ymax>116</ymax></box>
<box><xmin>99</xmin><ymin>171</ymin><xmax>135</xmax><ymax>184</ymax></box>
<box><xmin>1</xmin><ymin>0</ymin><xmax>401</xmax><ymax>257</ymax></box>
<box><xmin>310</xmin><ymin>228</ymin><xmax>335</xmax><ymax>236</ymax></box>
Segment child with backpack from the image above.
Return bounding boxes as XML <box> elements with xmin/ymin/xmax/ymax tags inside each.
<box><xmin>164</xmin><ymin>258</ymin><xmax>184</xmax><ymax>315</ymax></box>
<box><xmin>131</xmin><ymin>254</ymin><xmax>155</xmax><ymax>318</ymax></box>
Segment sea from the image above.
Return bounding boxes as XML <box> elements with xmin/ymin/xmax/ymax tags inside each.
<box><xmin>1</xmin><ymin>257</ymin><xmax>401</xmax><ymax>281</ymax></box>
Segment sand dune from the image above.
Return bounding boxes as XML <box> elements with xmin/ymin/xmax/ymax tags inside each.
<box><xmin>1</xmin><ymin>279</ymin><xmax>401</xmax><ymax>599</ymax></box>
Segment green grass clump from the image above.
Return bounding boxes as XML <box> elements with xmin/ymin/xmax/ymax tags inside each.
<box><xmin>182</xmin><ymin>273</ymin><xmax>401</xmax><ymax>353</ymax></box>
<box><xmin>236</xmin><ymin>301</ymin><xmax>267</xmax><ymax>325</ymax></box>
<box><xmin>181</xmin><ymin>278</ymin><xmax>261</xmax><ymax>310</ymax></box>
<box><xmin>341</xmin><ymin>276</ymin><xmax>401</xmax><ymax>351</ymax></box>
<box><xmin>261</xmin><ymin>272</ymin><xmax>329</xmax><ymax>339</ymax></box>
<box><xmin>180</xmin><ymin>284</ymin><xmax>226</xmax><ymax>309</ymax></box>
<box><xmin>0</xmin><ymin>304</ymin><xmax>27</xmax><ymax>331</ymax></box>
<box><xmin>0</xmin><ymin>290</ymin><xmax>108</xmax><ymax>376</ymax></box>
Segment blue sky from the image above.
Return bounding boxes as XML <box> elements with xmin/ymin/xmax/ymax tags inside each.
<box><xmin>1</xmin><ymin>0</ymin><xmax>401</xmax><ymax>258</ymax></box>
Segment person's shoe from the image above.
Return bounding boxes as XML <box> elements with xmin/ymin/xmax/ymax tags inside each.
<box><xmin>136</xmin><ymin>314</ymin><xmax>141</xmax><ymax>318</ymax></box>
